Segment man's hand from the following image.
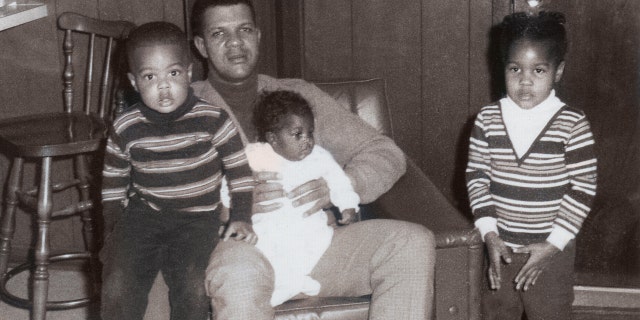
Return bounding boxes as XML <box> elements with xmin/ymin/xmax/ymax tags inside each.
<box><xmin>253</xmin><ymin>171</ymin><xmax>285</xmax><ymax>214</ymax></box>
<box><xmin>288</xmin><ymin>178</ymin><xmax>331</xmax><ymax>217</ymax></box>
<box><xmin>338</xmin><ymin>208</ymin><xmax>358</xmax><ymax>225</ymax></box>
<box><xmin>220</xmin><ymin>221</ymin><xmax>258</xmax><ymax>245</ymax></box>
<box><xmin>485</xmin><ymin>232</ymin><xmax>512</xmax><ymax>290</ymax></box>
<box><xmin>512</xmin><ymin>242</ymin><xmax>560</xmax><ymax>291</ymax></box>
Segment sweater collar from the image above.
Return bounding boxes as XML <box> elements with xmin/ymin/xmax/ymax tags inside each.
<box><xmin>138</xmin><ymin>88</ymin><xmax>197</xmax><ymax>124</ymax></box>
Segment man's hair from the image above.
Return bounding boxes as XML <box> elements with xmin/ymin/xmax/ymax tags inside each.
<box><xmin>191</xmin><ymin>0</ymin><xmax>256</xmax><ymax>37</ymax></box>
<box><xmin>499</xmin><ymin>11</ymin><xmax>567</xmax><ymax>65</ymax></box>
<box><xmin>126</xmin><ymin>22</ymin><xmax>191</xmax><ymax>68</ymax></box>
<box><xmin>253</xmin><ymin>90</ymin><xmax>314</xmax><ymax>143</ymax></box>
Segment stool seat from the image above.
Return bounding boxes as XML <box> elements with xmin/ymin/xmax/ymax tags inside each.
<box><xmin>0</xmin><ymin>112</ymin><xmax>106</xmax><ymax>157</ymax></box>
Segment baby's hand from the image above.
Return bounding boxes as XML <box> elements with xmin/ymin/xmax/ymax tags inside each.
<box><xmin>485</xmin><ymin>232</ymin><xmax>512</xmax><ymax>290</ymax></box>
<box><xmin>338</xmin><ymin>208</ymin><xmax>358</xmax><ymax>225</ymax></box>
<box><xmin>512</xmin><ymin>242</ymin><xmax>560</xmax><ymax>291</ymax></box>
<box><xmin>221</xmin><ymin>221</ymin><xmax>258</xmax><ymax>245</ymax></box>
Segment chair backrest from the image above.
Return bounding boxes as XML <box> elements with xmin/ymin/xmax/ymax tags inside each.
<box><xmin>313</xmin><ymin>78</ymin><xmax>394</xmax><ymax>139</ymax></box>
<box><xmin>57</xmin><ymin>12</ymin><xmax>135</xmax><ymax>121</ymax></box>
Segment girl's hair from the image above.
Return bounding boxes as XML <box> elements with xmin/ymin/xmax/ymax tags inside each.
<box><xmin>253</xmin><ymin>90</ymin><xmax>313</xmax><ymax>143</ymax></box>
<box><xmin>499</xmin><ymin>11</ymin><xmax>567</xmax><ymax>65</ymax></box>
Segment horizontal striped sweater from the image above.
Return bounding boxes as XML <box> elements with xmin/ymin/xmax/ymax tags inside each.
<box><xmin>101</xmin><ymin>92</ymin><xmax>254</xmax><ymax>224</ymax></box>
<box><xmin>466</xmin><ymin>102</ymin><xmax>597</xmax><ymax>248</ymax></box>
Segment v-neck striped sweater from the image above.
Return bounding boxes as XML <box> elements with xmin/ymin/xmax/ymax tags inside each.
<box><xmin>466</xmin><ymin>102</ymin><xmax>597</xmax><ymax>248</ymax></box>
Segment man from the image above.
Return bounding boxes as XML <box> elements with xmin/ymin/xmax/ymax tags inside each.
<box><xmin>191</xmin><ymin>0</ymin><xmax>436</xmax><ymax>319</ymax></box>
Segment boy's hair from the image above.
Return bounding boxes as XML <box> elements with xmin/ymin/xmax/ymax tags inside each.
<box><xmin>126</xmin><ymin>22</ymin><xmax>191</xmax><ymax>69</ymax></box>
<box><xmin>253</xmin><ymin>90</ymin><xmax>314</xmax><ymax>143</ymax></box>
<box><xmin>191</xmin><ymin>0</ymin><xmax>257</xmax><ymax>38</ymax></box>
<box><xmin>499</xmin><ymin>11</ymin><xmax>567</xmax><ymax>65</ymax></box>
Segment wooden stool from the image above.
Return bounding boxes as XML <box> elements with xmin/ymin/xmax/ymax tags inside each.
<box><xmin>0</xmin><ymin>12</ymin><xmax>134</xmax><ymax>320</ymax></box>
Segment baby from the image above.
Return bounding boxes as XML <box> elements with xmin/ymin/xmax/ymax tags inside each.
<box><xmin>222</xmin><ymin>89</ymin><xmax>360</xmax><ymax>306</ymax></box>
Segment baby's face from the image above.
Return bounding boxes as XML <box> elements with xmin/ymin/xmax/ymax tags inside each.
<box><xmin>268</xmin><ymin>114</ymin><xmax>314</xmax><ymax>161</ymax></box>
<box><xmin>127</xmin><ymin>44</ymin><xmax>192</xmax><ymax>113</ymax></box>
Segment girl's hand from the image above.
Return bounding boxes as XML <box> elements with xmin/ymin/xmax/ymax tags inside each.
<box><xmin>512</xmin><ymin>242</ymin><xmax>560</xmax><ymax>291</ymax></box>
<box><xmin>485</xmin><ymin>232</ymin><xmax>512</xmax><ymax>290</ymax></box>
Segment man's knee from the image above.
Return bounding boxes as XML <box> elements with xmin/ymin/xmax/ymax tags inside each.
<box><xmin>205</xmin><ymin>241</ymin><xmax>274</xmax><ymax>298</ymax></box>
<box><xmin>395</xmin><ymin>221</ymin><xmax>436</xmax><ymax>259</ymax></box>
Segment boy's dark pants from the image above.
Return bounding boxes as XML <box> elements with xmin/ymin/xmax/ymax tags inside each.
<box><xmin>481</xmin><ymin>242</ymin><xmax>575</xmax><ymax>320</ymax></box>
<box><xmin>100</xmin><ymin>205</ymin><xmax>220</xmax><ymax>320</ymax></box>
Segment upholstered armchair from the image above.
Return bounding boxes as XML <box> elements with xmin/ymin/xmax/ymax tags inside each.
<box><xmin>145</xmin><ymin>78</ymin><xmax>482</xmax><ymax>320</ymax></box>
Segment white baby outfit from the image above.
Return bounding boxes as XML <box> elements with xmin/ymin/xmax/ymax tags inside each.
<box><xmin>221</xmin><ymin>142</ymin><xmax>360</xmax><ymax>306</ymax></box>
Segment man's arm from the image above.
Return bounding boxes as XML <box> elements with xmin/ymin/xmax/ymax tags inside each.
<box><xmin>288</xmin><ymin>80</ymin><xmax>406</xmax><ymax>204</ymax></box>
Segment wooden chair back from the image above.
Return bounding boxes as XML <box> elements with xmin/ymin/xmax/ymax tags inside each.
<box><xmin>57</xmin><ymin>12</ymin><xmax>135</xmax><ymax>121</ymax></box>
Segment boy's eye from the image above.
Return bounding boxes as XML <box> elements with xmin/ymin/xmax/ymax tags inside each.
<box><xmin>143</xmin><ymin>74</ymin><xmax>154</xmax><ymax>81</ymax></box>
<box><xmin>170</xmin><ymin>70</ymin><xmax>180</xmax><ymax>76</ymax></box>
<box><xmin>534</xmin><ymin>68</ymin><xmax>545</xmax><ymax>74</ymax></box>
<box><xmin>509</xmin><ymin>67</ymin><xmax>520</xmax><ymax>73</ymax></box>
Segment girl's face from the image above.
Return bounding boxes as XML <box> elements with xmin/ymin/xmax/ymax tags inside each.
<box><xmin>505</xmin><ymin>39</ymin><xmax>565</xmax><ymax>110</ymax></box>
<box><xmin>267</xmin><ymin>113</ymin><xmax>314</xmax><ymax>161</ymax></box>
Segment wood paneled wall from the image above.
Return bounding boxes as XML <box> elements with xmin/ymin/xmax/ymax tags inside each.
<box><xmin>277</xmin><ymin>0</ymin><xmax>640</xmax><ymax>280</ymax></box>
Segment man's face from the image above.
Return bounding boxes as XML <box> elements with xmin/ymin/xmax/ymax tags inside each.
<box><xmin>194</xmin><ymin>4</ymin><xmax>261</xmax><ymax>84</ymax></box>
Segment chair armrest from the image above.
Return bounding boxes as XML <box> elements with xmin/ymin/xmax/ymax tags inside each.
<box><xmin>372</xmin><ymin>157</ymin><xmax>479</xmax><ymax>248</ymax></box>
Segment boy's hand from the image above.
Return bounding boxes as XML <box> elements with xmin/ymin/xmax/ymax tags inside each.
<box><xmin>221</xmin><ymin>221</ymin><xmax>257</xmax><ymax>245</ymax></box>
<box><xmin>485</xmin><ymin>232</ymin><xmax>512</xmax><ymax>290</ymax></box>
<box><xmin>512</xmin><ymin>242</ymin><xmax>560</xmax><ymax>291</ymax></box>
<box><xmin>288</xmin><ymin>178</ymin><xmax>332</xmax><ymax>217</ymax></box>
<box><xmin>338</xmin><ymin>208</ymin><xmax>358</xmax><ymax>225</ymax></box>
<box><xmin>253</xmin><ymin>171</ymin><xmax>285</xmax><ymax>214</ymax></box>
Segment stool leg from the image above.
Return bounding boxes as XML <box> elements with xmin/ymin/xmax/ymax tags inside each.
<box><xmin>0</xmin><ymin>157</ymin><xmax>24</xmax><ymax>276</ymax></box>
<box><xmin>74</xmin><ymin>154</ymin><xmax>99</xmax><ymax>294</ymax></box>
<box><xmin>32</xmin><ymin>157</ymin><xmax>53</xmax><ymax>320</ymax></box>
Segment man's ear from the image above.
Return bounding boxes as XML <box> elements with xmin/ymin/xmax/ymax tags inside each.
<box><xmin>193</xmin><ymin>36</ymin><xmax>208</xmax><ymax>59</ymax></box>
<box><xmin>187</xmin><ymin>63</ymin><xmax>193</xmax><ymax>82</ymax></box>
<box><xmin>554</xmin><ymin>61</ymin><xmax>565</xmax><ymax>83</ymax></box>
<box><xmin>266</xmin><ymin>131</ymin><xmax>277</xmax><ymax>146</ymax></box>
<box><xmin>127</xmin><ymin>73</ymin><xmax>139</xmax><ymax>92</ymax></box>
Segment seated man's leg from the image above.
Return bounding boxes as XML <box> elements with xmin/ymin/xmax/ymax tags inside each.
<box><xmin>205</xmin><ymin>240</ymin><xmax>275</xmax><ymax>320</ymax></box>
<box><xmin>309</xmin><ymin>219</ymin><xmax>436</xmax><ymax>320</ymax></box>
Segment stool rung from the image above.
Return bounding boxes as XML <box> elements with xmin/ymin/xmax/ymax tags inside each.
<box><xmin>24</xmin><ymin>179</ymin><xmax>82</xmax><ymax>197</ymax></box>
<box><xmin>53</xmin><ymin>200</ymin><xmax>94</xmax><ymax>218</ymax></box>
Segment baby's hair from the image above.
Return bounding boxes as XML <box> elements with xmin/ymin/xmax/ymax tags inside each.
<box><xmin>191</xmin><ymin>0</ymin><xmax>257</xmax><ymax>38</ymax></box>
<box><xmin>126</xmin><ymin>22</ymin><xmax>191</xmax><ymax>69</ymax></box>
<box><xmin>253</xmin><ymin>90</ymin><xmax>313</xmax><ymax>143</ymax></box>
<box><xmin>499</xmin><ymin>11</ymin><xmax>567</xmax><ymax>65</ymax></box>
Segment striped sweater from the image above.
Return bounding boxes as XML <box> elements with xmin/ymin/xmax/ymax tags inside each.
<box><xmin>101</xmin><ymin>92</ymin><xmax>254</xmax><ymax>225</ymax></box>
<box><xmin>466</xmin><ymin>101</ymin><xmax>597</xmax><ymax>248</ymax></box>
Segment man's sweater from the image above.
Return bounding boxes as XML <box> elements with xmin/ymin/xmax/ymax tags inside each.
<box><xmin>192</xmin><ymin>74</ymin><xmax>406</xmax><ymax>204</ymax></box>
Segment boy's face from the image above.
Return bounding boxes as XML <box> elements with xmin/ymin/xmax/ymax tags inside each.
<box><xmin>193</xmin><ymin>4</ymin><xmax>261</xmax><ymax>85</ymax></box>
<box><xmin>267</xmin><ymin>114</ymin><xmax>315</xmax><ymax>161</ymax></box>
<box><xmin>127</xmin><ymin>44</ymin><xmax>192</xmax><ymax>113</ymax></box>
<box><xmin>504</xmin><ymin>39</ymin><xmax>565</xmax><ymax>110</ymax></box>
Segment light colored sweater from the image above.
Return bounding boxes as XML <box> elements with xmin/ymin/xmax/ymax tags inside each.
<box><xmin>192</xmin><ymin>75</ymin><xmax>406</xmax><ymax>204</ymax></box>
